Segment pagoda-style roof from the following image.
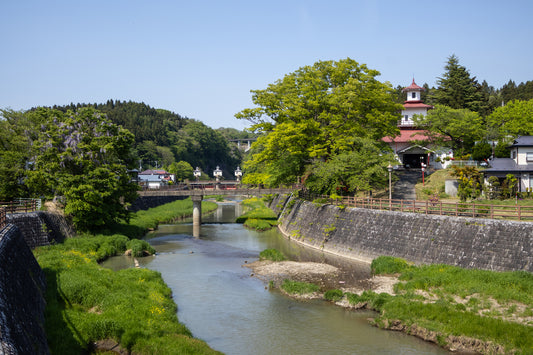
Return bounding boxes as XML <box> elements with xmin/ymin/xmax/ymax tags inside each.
<box><xmin>382</xmin><ymin>129</ymin><xmax>432</xmax><ymax>143</ymax></box>
<box><xmin>403</xmin><ymin>101</ymin><xmax>433</xmax><ymax>109</ymax></box>
<box><xmin>402</xmin><ymin>79</ymin><xmax>425</xmax><ymax>92</ymax></box>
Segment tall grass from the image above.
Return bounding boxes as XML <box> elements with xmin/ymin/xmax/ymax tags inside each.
<box><xmin>236</xmin><ymin>197</ymin><xmax>278</xmax><ymax>231</ymax></box>
<box><xmin>281</xmin><ymin>279</ymin><xmax>320</xmax><ymax>295</ymax></box>
<box><xmin>259</xmin><ymin>248</ymin><xmax>286</xmax><ymax>261</ymax></box>
<box><xmin>33</xmin><ymin>198</ymin><xmax>221</xmax><ymax>354</ymax></box>
<box><xmin>348</xmin><ymin>256</ymin><xmax>533</xmax><ymax>354</ymax></box>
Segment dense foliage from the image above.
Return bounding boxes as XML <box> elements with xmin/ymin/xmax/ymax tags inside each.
<box><xmin>236</xmin><ymin>58</ymin><xmax>401</xmax><ymax>193</ymax></box>
<box><xmin>53</xmin><ymin>100</ymin><xmax>242</xmax><ymax>178</ymax></box>
<box><xmin>0</xmin><ymin>107</ymin><xmax>139</xmax><ymax>230</ymax></box>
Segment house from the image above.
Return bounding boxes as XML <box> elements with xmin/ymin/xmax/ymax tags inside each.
<box><xmin>483</xmin><ymin>136</ymin><xmax>533</xmax><ymax>192</ymax></box>
<box><xmin>383</xmin><ymin>80</ymin><xmax>453</xmax><ymax>169</ymax></box>
<box><xmin>138</xmin><ymin>169</ymin><xmax>175</xmax><ymax>189</ymax></box>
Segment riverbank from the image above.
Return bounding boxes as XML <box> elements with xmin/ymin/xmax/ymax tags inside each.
<box><xmin>250</xmin><ymin>250</ymin><xmax>532</xmax><ymax>354</ymax></box>
<box><xmin>34</xmin><ymin>198</ymin><xmax>221</xmax><ymax>354</ymax></box>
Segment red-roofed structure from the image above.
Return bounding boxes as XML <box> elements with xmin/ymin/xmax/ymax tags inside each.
<box><xmin>384</xmin><ymin>80</ymin><xmax>453</xmax><ymax>169</ymax></box>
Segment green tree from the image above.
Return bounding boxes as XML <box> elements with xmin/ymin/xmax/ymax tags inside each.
<box><xmin>412</xmin><ymin>104</ymin><xmax>486</xmax><ymax>156</ymax></box>
<box><xmin>168</xmin><ymin>161</ymin><xmax>194</xmax><ymax>182</ymax></box>
<box><xmin>432</xmin><ymin>55</ymin><xmax>485</xmax><ymax>113</ymax></box>
<box><xmin>0</xmin><ymin>109</ymin><xmax>43</xmax><ymax>199</ymax></box>
<box><xmin>305</xmin><ymin>137</ymin><xmax>394</xmax><ymax>194</ymax></box>
<box><xmin>236</xmin><ymin>58</ymin><xmax>401</xmax><ymax>189</ymax></box>
<box><xmin>471</xmin><ymin>140</ymin><xmax>492</xmax><ymax>161</ymax></box>
<box><xmin>486</xmin><ymin>99</ymin><xmax>533</xmax><ymax>138</ymax></box>
<box><xmin>25</xmin><ymin>107</ymin><xmax>138</xmax><ymax>231</ymax></box>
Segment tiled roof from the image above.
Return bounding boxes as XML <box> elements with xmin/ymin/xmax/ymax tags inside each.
<box><xmin>510</xmin><ymin>136</ymin><xmax>533</xmax><ymax>147</ymax></box>
<box><xmin>485</xmin><ymin>158</ymin><xmax>533</xmax><ymax>173</ymax></box>
<box><xmin>403</xmin><ymin>102</ymin><xmax>433</xmax><ymax>109</ymax></box>
<box><xmin>402</xmin><ymin>79</ymin><xmax>425</xmax><ymax>92</ymax></box>
<box><xmin>382</xmin><ymin>130</ymin><xmax>432</xmax><ymax>143</ymax></box>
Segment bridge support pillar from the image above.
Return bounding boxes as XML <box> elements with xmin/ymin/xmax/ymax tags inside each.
<box><xmin>191</xmin><ymin>195</ymin><xmax>203</xmax><ymax>237</ymax></box>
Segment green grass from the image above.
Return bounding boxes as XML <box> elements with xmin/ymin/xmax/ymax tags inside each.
<box><xmin>259</xmin><ymin>248</ymin><xmax>286</xmax><ymax>261</ymax></box>
<box><xmin>281</xmin><ymin>279</ymin><xmax>320</xmax><ymax>295</ymax></box>
<box><xmin>33</xmin><ymin>198</ymin><xmax>221</xmax><ymax>354</ymax></box>
<box><xmin>348</xmin><ymin>256</ymin><xmax>533</xmax><ymax>354</ymax></box>
<box><xmin>236</xmin><ymin>197</ymin><xmax>278</xmax><ymax>231</ymax></box>
<box><xmin>324</xmin><ymin>289</ymin><xmax>344</xmax><ymax>302</ymax></box>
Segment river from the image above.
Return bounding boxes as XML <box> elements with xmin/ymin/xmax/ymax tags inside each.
<box><xmin>103</xmin><ymin>200</ymin><xmax>450</xmax><ymax>354</ymax></box>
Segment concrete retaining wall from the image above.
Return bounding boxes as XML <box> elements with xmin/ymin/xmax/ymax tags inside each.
<box><xmin>278</xmin><ymin>197</ymin><xmax>533</xmax><ymax>272</ymax></box>
<box><xmin>0</xmin><ymin>225</ymin><xmax>49</xmax><ymax>354</ymax></box>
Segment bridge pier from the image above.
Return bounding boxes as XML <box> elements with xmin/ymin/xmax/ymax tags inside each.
<box><xmin>191</xmin><ymin>195</ymin><xmax>203</xmax><ymax>237</ymax></box>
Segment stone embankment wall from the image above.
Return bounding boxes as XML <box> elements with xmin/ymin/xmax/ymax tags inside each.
<box><xmin>276</xmin><ymin>196</ymin><xmax>533</xmax><ymax>272</ymax></box>
<box><xmin>0</xmin><ymin>224</ymin><xmax>49</xmax><ymax>354</ymax></box>
<box><xmin>6</xmin><ymin>211</ymin><xmax>74</xmax><ymax>249</ymax></box>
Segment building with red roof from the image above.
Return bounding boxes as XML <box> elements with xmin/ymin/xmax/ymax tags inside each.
<box><xmin>384</xmin><ymin>80</ymin><xmax>453</xmax><ymax>169</ymax></box>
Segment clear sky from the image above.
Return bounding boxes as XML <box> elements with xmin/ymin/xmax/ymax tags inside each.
<box><xmin>1</xmin><ymin>0</ymin><xmax>532</xmax><ymax>130</ymax></box>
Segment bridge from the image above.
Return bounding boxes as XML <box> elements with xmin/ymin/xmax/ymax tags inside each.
<box><xmin>138</xmin><ymin>186</ymin><xmax>295</xmax><ymax>236</ymax></box>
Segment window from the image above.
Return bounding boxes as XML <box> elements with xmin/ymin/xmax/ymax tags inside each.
<box><xmin>412</xmin><ymin>92</ymin><xmax>416</xmax><ymax>99</ymax></box>
<box><xmin>512</xmin><ymin>150</ymin><xmax>516</xmax><ymax>159</ymax></box>
<box><xmin>404</xmin><ymin>115</ymin><xmax>409</xmax><ymax>121</ymax></box>
<box><xmin>527</xmin><ymin>152</ymin><xmax>533</xmax><ymax>162</ymax></box>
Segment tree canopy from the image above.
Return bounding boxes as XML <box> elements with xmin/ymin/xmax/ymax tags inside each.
<box><xmin>432</xmin><ymin>55</ymin><xmax>485</xmax><ymax>113</ymax></box>
<box><xmin>0</xmin><ymin>107</ymin><xmax>138</xmax><ymax>231</ymax></box>
<box><xmin>487</xmin><ymin>99</ymin><xmax>533</xmax><ymax>138</ymax></box>
<box><xmin>236</xmin><ymin>58</ymin><xmax>401</xmax><ymax>193</ymax></box>
<box><xmin>412</xmin><ymin>104</ymin><xmax>486</xmax><ymax>156</ymax></box>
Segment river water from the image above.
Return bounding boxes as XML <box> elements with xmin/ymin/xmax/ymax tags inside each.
<box><xmin>103</xmin><ymin>201</ymin><xmax>449</xmax><ymax>355</ymax></box>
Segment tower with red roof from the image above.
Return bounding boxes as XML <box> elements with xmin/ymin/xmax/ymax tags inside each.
<box><xmin>383</xmin><ymin>80</ymin><xmax>453</xmax><ymax>169</ymax></box>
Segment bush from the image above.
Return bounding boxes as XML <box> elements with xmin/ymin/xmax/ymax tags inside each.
<box><xmin>324</xmin><ymin>289</ymin><xmax>344</xmax><ymax>302</ymax></box>
<box><xmin>281</xmin><ymin>279</ymin><xmax>320</xmax><ymax>295</ymax></box>
<box><xmin>259</xmin><ymin>248</ymin><xmax>286</xmax><ymax>261</ymax></box>
<box><xmin>371</xmin><ymin>256</ymin><xmax>411</xmax><ymax>275</ymax></box>
<box><xmin>126</xmin><ymin>239</ymin><xmax>156</xmax><ymax>257</ymax></box>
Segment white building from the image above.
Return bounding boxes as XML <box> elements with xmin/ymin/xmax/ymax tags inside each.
<box><xmin>383</xmin><ymin>80</ymin><xmax>453</xmax><ymax>169</ymax></box>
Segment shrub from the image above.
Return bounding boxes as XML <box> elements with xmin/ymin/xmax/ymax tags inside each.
<box><xmin>324</xmin><ymin>289</ymin><xmax>344</xmax><ymax>302</ymax></box>
<box><xmin>259</xmin><ymin>248</ymin><xmax>286</xmax><ymax>261</ymax></box>
<box><xmin>281</xmin><ymin>279</ymin><xmax>320</xmax><ymax>295</ymax></box>
<box><xmin>371</xmin><ymin>256</ymin><xmax>411</xmax><ymax>275</ymax></box>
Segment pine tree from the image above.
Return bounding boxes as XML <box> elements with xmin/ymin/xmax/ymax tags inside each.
<box><xmin>433</xmin><ymin>55</ymin><xmax>485</xmax><ymax>113</ymax></box>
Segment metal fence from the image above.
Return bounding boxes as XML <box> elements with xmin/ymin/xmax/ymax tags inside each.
<box><xmin>298</xmin><ymin>191</ymin><xmax>533</xmax><ymax>221</ymax></box>
<box><xmin>0</xmin><ymin>199</ymin><xmax>39</xmax><ymax>213</ymax></box>
<box><xmin>0</xmin><ymin>207</ymin><xmax>5</xmax><ymax>230</ymax></box>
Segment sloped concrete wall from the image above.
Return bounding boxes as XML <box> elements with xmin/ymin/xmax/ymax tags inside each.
<box><xmin>0</xmin><ymin>225</ymin><xmax>49</xmax><ymax>354</ymax></box>
<box><xmin>278</xmin><ymin>197</ymin><xmax>533</xmax><ymax>272</ymax></box>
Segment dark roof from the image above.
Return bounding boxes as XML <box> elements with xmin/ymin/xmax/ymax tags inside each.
<box><xmin>484</xmin><ymin>158</ymin><xmax>533</xmax><ymax>174</ymax></box>
<box><xmin>510</xmin><ymin>136</ymin><xmax>533</xmax><ymax>147</ymax></box>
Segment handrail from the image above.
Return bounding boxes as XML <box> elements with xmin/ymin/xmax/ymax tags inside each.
<box><xmin>0</xmin><ymin>207</ymin><xmax>6</xmax><ymax>230</ymax></box>
<box><xmin>0</xmin><ymin>200</ymin><xmax>38</xmax><ymax>214</ymax></box>
<box><xmin>298</xmin><ymin>191</ymin><xmax>533</xmax><ymax>222</ymax></box>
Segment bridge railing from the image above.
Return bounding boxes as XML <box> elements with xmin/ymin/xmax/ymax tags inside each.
<box><xmin>298</xmin><ymin>191</ymin><xmax>533</xmax><ymax>221</ymax></box>
<box><xmin>0</xmin><ymin>207</ymin><xmax>5</xmax><ymax>230</ymax></box>
<box><xmin>0</xmin><ymin>199</ymin><xmax>38</xmax><ymax>214</ymax></box>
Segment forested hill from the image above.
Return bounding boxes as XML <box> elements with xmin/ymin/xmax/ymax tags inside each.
<box><xmin>51</xmin><ymin>100</ymin><xmax>242</xmax><ymax>176</ymax></box>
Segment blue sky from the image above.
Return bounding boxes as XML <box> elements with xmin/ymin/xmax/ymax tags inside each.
<box><xmin>1</xmin><ymin>1</ymin><xmax>532</xmax><ymax>130</ymax></box>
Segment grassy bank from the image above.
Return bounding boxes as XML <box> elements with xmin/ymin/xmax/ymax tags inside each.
<box><xmin>269</xmin><ymin>253</ymin><xmax>533</xmax><ymax>354</ymax></box>
<box><xmin>34</xmin><ymin>198</ymin><xmax>220</xmax><ymax>354</ymax></box>
<box><xmin>235</xmin><ymin>197</ymin><xmax>278</xmax><ymax>231</ymax></box>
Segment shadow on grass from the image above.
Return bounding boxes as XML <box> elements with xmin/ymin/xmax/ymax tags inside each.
<box><xmin>42</xmin><ymin>268</ymin><xmax>86</xmax><ymax>354</ymax></box>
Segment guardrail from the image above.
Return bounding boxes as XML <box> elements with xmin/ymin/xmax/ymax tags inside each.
<box><xmin>0</xmin><ymin>199</ymin><xmax>38</xmax><ymax>213</ymax></box>
<box><xmin>298</xmin><ymin>191</ymin><xmax>533</xmax><ymax>221</ymax></box>
<box><xmin>0</xmin><ymin>207</ymin><xmax>5</xmax><ymax>230</ymax></box>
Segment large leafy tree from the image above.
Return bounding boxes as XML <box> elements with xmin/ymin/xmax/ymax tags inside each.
<box><xmin>486</xmin><ymin>99</ymin><xmax>533</xmax><ymax>138</ymax></box>
<box><xmin>236</xmin><ymin>58</ymin><xmax>401</xmax><ymax>191</ymax></box>
<box><xmin>432</xmin><ymin>55</ymin><xmax>485</xmax><ymax>113</ymax></box>
<box><xmin>0</xmin><ymin>110</ymin><xmax>39</xmax><ymax>199</ymax></box>
<box><xmin>25</xmin><ymin>107</ymin><xmax>138</xmax><ymax>230</ymax></box>
<box><xmin>412</xmin><ymin>104</ymin><xmax>486</xmax><ymax>156</ymax></box>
